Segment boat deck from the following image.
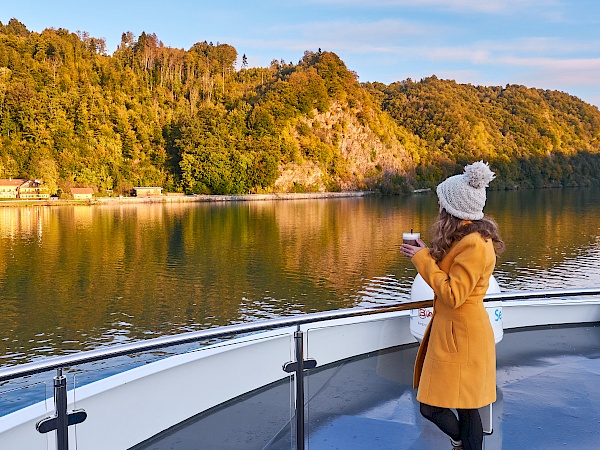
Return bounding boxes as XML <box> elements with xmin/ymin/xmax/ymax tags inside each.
<box><xmin>133</xmin><ymin>323</ymin><xmax>600</xmax><ymax>450</ymax></box>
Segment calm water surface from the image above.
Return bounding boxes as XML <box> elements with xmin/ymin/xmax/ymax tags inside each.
<box><xmin>1</xmin><ymin>188</ymin><xmax>600</xmax><ymax>369</ymax></box>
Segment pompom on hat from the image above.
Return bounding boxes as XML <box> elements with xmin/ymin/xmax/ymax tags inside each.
<box><xmin>436</xmin><ymin>161</ymin><xmax>496</xmax><ymax>220</ymax></box>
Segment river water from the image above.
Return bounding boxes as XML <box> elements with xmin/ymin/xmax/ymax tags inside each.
<box><xmin>1</xmin><ymin>187</ymin><xmax>600</xmax><ymax>370</ymax></box>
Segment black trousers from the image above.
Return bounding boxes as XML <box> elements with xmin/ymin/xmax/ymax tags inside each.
<box><xmin>420</xmin><ymin>402</ymin><xmax>483</xmax><ymax>450</ymax></box>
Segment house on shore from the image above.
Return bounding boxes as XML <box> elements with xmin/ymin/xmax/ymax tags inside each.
<box><xmin>0</xmin><ymin>179</ymin><xmax>27</xmax><ymax>198</ymax></box>
<box><xmin>71</xmin><ymin>187</ymin><xmax>94</xmax><ymax>200</ymax></box>
<box><xmin>19</xmin><ymin>180</ymin><xmax>50</xmax><ymax>200</ymax></box>
<box><xmin>0</xmin><ymin>179</ymin><xmax>50</xmax><ymax>199</ymax></box>
<box><xmin>133</xmin><ymin>187</ymin><xmax>163</xmax><ymax>197</ymax></box>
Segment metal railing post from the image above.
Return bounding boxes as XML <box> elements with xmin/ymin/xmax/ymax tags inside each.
<box><xmin>54</xmin><ymin>368</ymin><xmax>69</xmax><ymax>450</ymax></box>
<box><xmin>36</xmin><ymin>368</ymin><xmax>87</xmax><ymax>450</ymax></box>
<box><xmin>294</xmin><ymin>326</ymin><xmax>306</xmax><ymax>450</ymax></box>
<box><xmin>283</xmin><ymin>325</ymin><xmax>317</xmax><ymax>450</ymax></box>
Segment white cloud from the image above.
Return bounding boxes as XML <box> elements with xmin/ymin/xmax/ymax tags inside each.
<box><xmin>481</xmin><ymin>38</ymin><xmax>600</xmax><ymax>56</ymax></box>
<box><xmin>498</xmin><ymin>56</ymin><xmax>600</xmax><ymax>92</ymax></box>
<box><xmin>271</xmin><ymin>18</ymin><xmax>430</xmax><ymax>41</ymax></box>
<box><xmin>308</xmin><ymin>0</ymin><xmax>561</xmax><ymax>15</ymax></box>
<box><xmin>235</xmin><ymin>19</ymin><xmax>439</xmax><ymax>58</ymax></box>
<box><xmin>500</xmin><ymin>56</ymin><xmax>600</xmax><ymax>71</ymax></box>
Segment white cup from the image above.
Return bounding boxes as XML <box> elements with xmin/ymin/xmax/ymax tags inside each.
<box><xmin>403</xmin><ymin>232</ymin><xmax>420</xmax><ymax>246</ymax></box>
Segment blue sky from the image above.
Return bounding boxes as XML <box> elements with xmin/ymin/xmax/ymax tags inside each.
<box><xmin>3</xmin><ymin>0</ymin><xmax>600</xmax><ymax>107</ymax></box>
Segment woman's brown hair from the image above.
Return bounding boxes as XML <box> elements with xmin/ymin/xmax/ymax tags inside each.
<box><xmin>430</xmin><ymin>208</ymin><xmax>505</xmax><ymax>262</ymax></box>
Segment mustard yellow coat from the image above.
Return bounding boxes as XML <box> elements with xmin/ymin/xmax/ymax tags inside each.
<box><xmin>411</xmin><ymin>232</ymin><xmax>497</xmax><ymax>409</ymax></box>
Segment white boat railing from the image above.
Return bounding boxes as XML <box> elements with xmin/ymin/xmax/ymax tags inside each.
<box><xmin>1</xmin><ymin>287</ymin><xmax>600</xmax><ymax>450</ymax></box>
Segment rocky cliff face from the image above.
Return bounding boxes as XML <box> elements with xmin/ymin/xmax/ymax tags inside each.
<box><xmin>274</xmin><ymin>101</ymin><xmax>415</xmax><ymax>192</ymax></box>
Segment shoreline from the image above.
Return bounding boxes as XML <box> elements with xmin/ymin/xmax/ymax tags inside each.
<box><xmin>0</xmin><ymin>191</ymin><xmax>374</xmax><ymax>207</ymax></box>
<box><xmin>1</xmin><ymin>183</ymin><xmax>595</xmax><ymax>207</ymax></box>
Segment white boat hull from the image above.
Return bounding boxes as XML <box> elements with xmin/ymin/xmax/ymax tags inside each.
<box><xmin>2</xmin><ymin>296</ymin><xmax>600</xmax><ymax>449</ymax></box>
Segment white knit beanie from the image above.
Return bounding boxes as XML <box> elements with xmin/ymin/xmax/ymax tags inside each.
<box><xmin>436</xmin><ymin>161</ymin><xmax>495</xmax><ymax>220</ymax></box>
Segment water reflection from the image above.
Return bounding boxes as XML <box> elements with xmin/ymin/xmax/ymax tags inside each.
<box><xmin>0</xmin><ymin>187</ymin><xmax>599</xmax><ymax>366</ymax></box>
<box><xmin>487</xmin><ymin>188</ymin><xmax>600</xmax><ymax>290</ymax></box>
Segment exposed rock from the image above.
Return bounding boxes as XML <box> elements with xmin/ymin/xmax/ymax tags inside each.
<box><xmin>274</xmin><ymin>101</ymin><xmax>415</xmax><ymax>192</ymax></box>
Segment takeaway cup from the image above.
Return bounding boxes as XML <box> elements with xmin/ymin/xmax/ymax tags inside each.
<box><xmin>403</xmin><ymin>231</ymin><xmax>420</xmax><ymax>246</ymax></box>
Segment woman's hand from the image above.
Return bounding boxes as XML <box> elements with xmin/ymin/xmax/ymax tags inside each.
<box><xmin>400</xmin><ymin>238</ymin><xmax>427</xmax><ymax>259</ymax></box>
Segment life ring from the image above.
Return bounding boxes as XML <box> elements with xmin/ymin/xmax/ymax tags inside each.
<box><xmin>409</xmin><ymin>274</ymin><xmax>503</xmax><ymax>344</ymax></box>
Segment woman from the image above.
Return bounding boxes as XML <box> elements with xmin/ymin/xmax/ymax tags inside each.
<box><xmin>400</xmin><ymin>161</ymin><xmax>505</xmax><ymax>450</ymax></box>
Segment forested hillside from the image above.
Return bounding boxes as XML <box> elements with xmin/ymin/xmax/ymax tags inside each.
<box><xmin>1</xmin><ymin>18</ymin><xmax>599</xmax><ymax>196</ymax></box>
<box><xmin>365</xmin><ymin>77</ymin><xmax>600</xmax><ymax>189</ymax></box>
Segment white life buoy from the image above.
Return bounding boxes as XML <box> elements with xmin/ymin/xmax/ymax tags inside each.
<box><xmin>409</xmin><ymin>274</ymin><xmax>503</xmax><ymax>344</ymax></box>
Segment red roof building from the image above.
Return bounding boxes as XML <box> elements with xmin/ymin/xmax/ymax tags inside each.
<box><xmin>71</xmin><ymin>187</ymin><xmax>94</xmax><ymax>199</ymax></box>
<box><xmin>0</xmin><ymin>179</ymin><xmax>27</xmax><ymax>198</ymax></box>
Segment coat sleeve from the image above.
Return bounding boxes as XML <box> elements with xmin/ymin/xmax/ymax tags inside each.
<box><xmin>411</xmin><ymin>234</ymin><xmax>486</xmax><ymax>309</ymax></box>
